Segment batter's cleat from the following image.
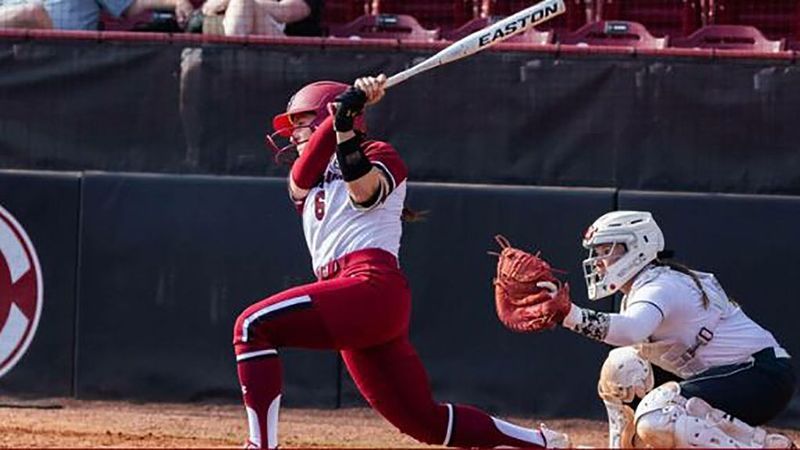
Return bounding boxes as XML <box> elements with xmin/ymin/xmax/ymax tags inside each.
<box><xmin>243</xmin><ymin>440</ymin><xmax>259</xmax><ymax>449</ymax></box>
<box><xmin>539</xmin><ymin>423</ymin><xmax>571</xmax><ymax>448</ymax></box>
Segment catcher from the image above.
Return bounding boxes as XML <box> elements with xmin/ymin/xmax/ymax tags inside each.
<box><xmin>492</xmin><ymin>211</ymin><xmax>796</xmax><ymax>448</ymax></box>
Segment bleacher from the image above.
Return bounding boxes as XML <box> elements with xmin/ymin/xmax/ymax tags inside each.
<box><xmin>5</xmin><ymin>0</ymin><xmax>799</xmax><ymax>53</ymax></box>
<box><xmin>319</xmin><ymin>0</ymin><xmax>800</xmax><ymax>52</ymax></box>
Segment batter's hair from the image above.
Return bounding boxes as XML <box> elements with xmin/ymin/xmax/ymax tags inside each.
<box><xmin>401</xmin><ymin>206</ymin><xmax>427</xmax><ymax>223</ymax></box>
<box><xmin>653</xmin><ymin>255</ymin><xmax>710</xmax><ymax>309</ymax></box>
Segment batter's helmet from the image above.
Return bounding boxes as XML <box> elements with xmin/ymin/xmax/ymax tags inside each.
<box><xmin>266</xmin><ymin>81</ymin><xmax>367</xmax><ymax>164</ymax></box>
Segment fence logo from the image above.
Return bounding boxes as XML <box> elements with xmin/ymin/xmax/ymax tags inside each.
<box><xmin>0</xmin><ymin>204</ymin><xmax>43</xmax><ymax>379</ymax></box>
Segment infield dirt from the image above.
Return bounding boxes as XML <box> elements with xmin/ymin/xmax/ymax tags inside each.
<box><xmin>0</xmin><ymin>397</ymin><xmax>797</xmax><ymax>447</ymax></box>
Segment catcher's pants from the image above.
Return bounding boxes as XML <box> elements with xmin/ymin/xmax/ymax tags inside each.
<box><xmin>233</xmin><ymin>248</ymin><xmax>546</xmax><ymax>449</ymax></box>
<box><xmin>646</xmin><ymin>346</ymin><xmax>796</xmax><ymax>425</ymax></box>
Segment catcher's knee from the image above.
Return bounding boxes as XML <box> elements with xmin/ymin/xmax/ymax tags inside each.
<box><xmin>633</xmin><ymin>382</ymin><xmax>796</xmax><ymax>448</ymax></box>
<box><xmin>598</xmin><ymin>347</ymin><xmax>654</xmax><ymax>447</ymax></box>
<box><xmin>598</xmin><ymin>346</ymin><xmax>654</xmax><ymax>403</ymax></box>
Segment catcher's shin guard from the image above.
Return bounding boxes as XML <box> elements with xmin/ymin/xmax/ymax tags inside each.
<box><xmin>598</xmin><ymin>347</ymin><xmax>654</xmax><ymax>448</ymax></box>
<box><xmin>634</xmin><ymin>382</ymin><xmax>796</xmax><ymax>448</ymax></box>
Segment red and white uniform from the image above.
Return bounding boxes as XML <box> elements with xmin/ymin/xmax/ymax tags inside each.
<box><xmin>299</xmin><ymin>141</ymin><xmax>407</xmax><ymax>275</ymax></box>
<box><xmin>233</xmin><ymin>122</ymin><xmax>554</xmax><ymax>449</ymax></box>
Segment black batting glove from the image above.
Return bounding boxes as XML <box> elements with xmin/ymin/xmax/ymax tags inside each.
<box><xmin>333</xmin><ymin>87</ymin><xmax>368</xmax><ymax>132</ymax></box>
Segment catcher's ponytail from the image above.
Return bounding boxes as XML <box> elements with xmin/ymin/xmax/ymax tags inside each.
<box><xmin>653</xmin><ymin>258</ymin><xmax>711</xmax><ymax>309</ymax></box>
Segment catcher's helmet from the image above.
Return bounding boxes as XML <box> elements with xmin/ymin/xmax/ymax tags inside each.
<box><xmin>582</xmin><ymin>211</ymin><xmax>664</xmax><ymax>300</ymax></box>
<box><xmin>266</xmin><ymin>81</ymin><xmax>366</xmax><ymax>164</ymax></box>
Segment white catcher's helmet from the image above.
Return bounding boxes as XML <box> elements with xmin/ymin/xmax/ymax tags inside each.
<box><xmin>582</xmin><ymin>211</ymin><xmax>664</xmax><ymax>300</ymax></box>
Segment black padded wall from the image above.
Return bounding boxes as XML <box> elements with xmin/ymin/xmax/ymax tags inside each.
<box><xmin>74</xmin><ymin>172</ymin><xmax>338</xmax><ymax>405</ymax></box>
<box><xmin>0</xmin><ymin>170</ymin><xmax>79</xmax><ymax>396</ymax></box>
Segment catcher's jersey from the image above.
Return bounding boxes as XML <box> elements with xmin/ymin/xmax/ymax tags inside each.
<box><xmin>297</xmin><ymin>140</ymin><xmax>408</xmax><ymax>273</ymax></box>
<box><xmin>623</xmin><ymin>265</ymin><xmax>782</xmax><ymax>371</ymax></box>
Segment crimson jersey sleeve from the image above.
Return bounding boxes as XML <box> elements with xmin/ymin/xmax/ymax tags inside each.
<box><xmin>362</xmin><ymin>140</ymin><xmax>408</xmax><ymax>195</ymax></box>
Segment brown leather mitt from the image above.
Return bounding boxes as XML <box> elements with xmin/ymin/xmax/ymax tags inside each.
<box><xmin>491</xmin><ymin>235</ymin><xmax>572</xmax><ymax>333</ymax></box>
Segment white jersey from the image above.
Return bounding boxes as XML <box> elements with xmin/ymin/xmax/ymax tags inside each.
<box><xmin>296</xmin><ymin>139</ymin><xmax>408</xmax><ymax>273</ymax></box>
<box><xmin>623</xmin><ymin>265</ymin><xmax>782</xmax><ymax>376</ymax></box>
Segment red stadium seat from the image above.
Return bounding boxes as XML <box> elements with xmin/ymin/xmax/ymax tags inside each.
<box><xmin>712</xmin><ymin>0</ymin><xmax>800</xmax><ymax>41</ymax></box>
<box><xmin>598</xmin><ymin>0</ymin><xmax>703</xmax><ymax>38</ymax></box>
<box><xmin>372</xmin><ymin>0</ymin><xmax>475</xmax><ymax>32</ymax></box>
<box><xmin>484</xmin><ymin>0</ymin><xmax>590</xmax><ymax>38</ymax></box>
<box><xmin>442</xmin><ymin>16</ymin><xmax>553</xmax><ymax>44</ymax></box>
<box><xmin>323</xmin><ymin>0</ymin><xmax>370</xmax><ymax>28</ymax></box>
<box><xmin>559</xmin><ymin>20</ymin><xmax>667</xmax><ymax>48</ymax></box>
<box><xmin>670</xmin><ymin>25</ymin><xmax>785</xmax><ymax>52</ymax></box>
<box><xmin>327</xmin><ymin>14</ymin><xmax>440</xmax><ymax>41</ymax></box>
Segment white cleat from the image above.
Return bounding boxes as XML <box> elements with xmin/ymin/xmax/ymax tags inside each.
<box><xmin>539</xmin><ymin>423</ymin><xmax>571</xmax><ymax>448</ymax></box>
<box><xmin>765</xmin><ymin>433</ymin><xmax>796</xmax><ymax>448</ymax></box>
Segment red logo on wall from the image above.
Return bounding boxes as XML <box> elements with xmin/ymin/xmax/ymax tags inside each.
<box><xmin>0</xmin><ymin>204</ymin><xmax>43</xmax><ymax>378</ymax></box>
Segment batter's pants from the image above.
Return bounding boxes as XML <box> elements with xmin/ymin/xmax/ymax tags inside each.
<box><xmin>233</xmin><ymin>249</ymin><xmax>548</xmax><ymax>448</ymax></box>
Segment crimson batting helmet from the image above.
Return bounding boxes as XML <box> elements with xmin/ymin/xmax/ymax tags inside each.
<box><xmin>266</xmin><ymin>81</ymin><xmax>367</xmax><ymax>164</ymax></box>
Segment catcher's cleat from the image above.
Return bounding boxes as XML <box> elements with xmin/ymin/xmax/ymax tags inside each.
<box><xmin>539</xmin><ymin>423</ymin><xmax>571</xmax><ymax>448</ymax></box>
<box><xmin>765</xmin><ymin>434</ymin><xmax>796</xmax><ymax>448</ymax></box>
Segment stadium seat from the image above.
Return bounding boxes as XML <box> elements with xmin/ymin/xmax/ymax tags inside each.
<box><xmin>327</xmin><ymin>14</ymin><xmax>440</xmax><ymax>41</ymax></box>
<box><xmin>712</xmin><ymin>0</ymin><xmax>800</xmax><ymax>41</ymax></box>
<box><xmin>372</xmin><ymin>0</ymin><xmax>475</xmax><ymax>32</ymax></box>
<box><xmin>323</xmin><ymin>0</ymin><xmax>370</xmax><ymax>29</ymax></box>
<box><xmin>559</xmin><ymin>20</ymin><xmax>667</xmax><ymax>48</ymax></box>
<box><xmin>442</xmin><ymin>16</ymin><xmax>553</xmax><ymax>44</ymax></box>
<box><xmin>484</xmin><ymin>0</ymin><xmax>590</xmax><ymax>38</ymax></box>
<box><xmin>670</xmin><ymin>25</ymin><xmax>785</xmax><ymax>52</ymax></box>
<box><xmin>598</xmin><ymin>0</ymin><xmax>703</xmax><ymax>38</ymax></box>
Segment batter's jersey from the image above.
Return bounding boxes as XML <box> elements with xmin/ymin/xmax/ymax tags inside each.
<box><xmin>623</xmin><ymin>265</ymin><xmax>782</xmax><ymax>373</ymax></box>
<box><xmin>296</xmin><ymin>140</ymin><xmax>408</xmax><ymax>273</ymax></box>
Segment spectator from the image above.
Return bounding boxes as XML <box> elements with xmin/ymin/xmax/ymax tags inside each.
<box><xmin>200</xmin><ymin>0</ymin><xmax>321</xmax><ymax>37</ymax></box>
<box><xmin>8</xmin><ymin>0</ymin><xmax>195</xmax><ymax>31</ymax></box>
<box><xmin>0</xmin><ymin>1</ymin><xmax>53</xmax><ymax>29</ymax></box>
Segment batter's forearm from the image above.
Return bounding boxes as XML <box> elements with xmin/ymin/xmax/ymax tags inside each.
<box><xmin>291</xmin><ymin>116</ymin><xmax>337</xmax><ymax>189</ymax></box>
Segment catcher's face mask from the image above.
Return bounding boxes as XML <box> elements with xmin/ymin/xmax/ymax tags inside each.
<box><xmin>581</xmin><ymin>211</ymin><xmax>664</xmax><ymax>300</ymax></box>
<box><xmin>583</xmin><ymin>242</ymin><xmax>628</xmax><ymax>300</ymax></box>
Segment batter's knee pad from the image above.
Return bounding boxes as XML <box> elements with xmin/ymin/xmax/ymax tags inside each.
<box><xmin>598</xmin><ymin>346</ymin><xmax>654</xmax><ymax>448</ymax></box>
<box><xmin>634</xmin><ymin>382</ymin><xmax>796</xmax><ymax>448</ymax></box>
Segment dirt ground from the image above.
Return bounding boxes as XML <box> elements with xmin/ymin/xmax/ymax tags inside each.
<box><xmin>0</xmin><ymin>397</ymin><xmax>797</xmax><ymax>448</ymax></box>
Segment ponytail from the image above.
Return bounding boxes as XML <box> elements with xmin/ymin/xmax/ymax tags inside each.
<box><xmin>653</xmin><ymin>258</ymin><xmax>711</xmax><ymax>309</ymax></box>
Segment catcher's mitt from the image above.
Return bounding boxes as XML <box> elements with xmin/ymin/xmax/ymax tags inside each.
<box><xmin>490</xmin><ymin>235</ymin><xmax>572</xmax><ymax>333</ymax></box>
